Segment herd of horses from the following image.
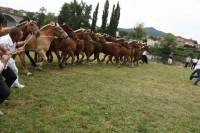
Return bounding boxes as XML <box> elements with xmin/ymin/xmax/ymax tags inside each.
<box><xmin>14</xmin><ymin>20</ymin><xmax>150</xmax><ymax>75</ymax></box>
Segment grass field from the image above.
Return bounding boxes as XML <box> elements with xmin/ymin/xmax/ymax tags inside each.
<box><xmin>0</xmin><ymin>61</ymin><xmax>200</xmax><ymax>133</ymax></box>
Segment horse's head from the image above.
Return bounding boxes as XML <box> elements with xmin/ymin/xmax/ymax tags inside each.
<box><xmin>90</xmin><ymin>32</ymin><xmax>100</xmax><ymax>42</ymax></box>
<box><xmin>98</xmin><ymin>34</ymin><xmax>106</xmax><ymax>43</ymax></box>
<box><xmin>49</xmin><ymin>22</ymin><xmax>68</xmax><ymax>38</ymax></box>
<box><xmin>17</xmin><ymin>20</ymin><xmax>40</xmax><ymax>39</ymax></box>
<box><xmin>104</xmin><ymin>34</ymin><xmax>116</xmax><ymax>42</ymax></box>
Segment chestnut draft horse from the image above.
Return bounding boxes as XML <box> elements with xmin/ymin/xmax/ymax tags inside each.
<box><xmin>75</xmin><ymin>29</ymin><xmax>95</xmax><ymax>63</ymax></box>
<box><xmin>16</xmin><ymin>20</ymin><xmax>40</xmax><ymax>75</ymax></box>
<box><xmin>88</xmin><ymin>32</ymin><xmax>103</xmax><ymax>63</ymax></box>
<box><xmin>96</xmin><ymin>34</ymin><xmax>121</xmax><ymax>66</ymax></box>
<box><xmin>47</xmin><ymin>37</ymin><xmax>77</xmax><ymax>69</ymax></box>
<box><xmin>61</xmin><ymin>24</ymin><xmax>85</xmax><ymax>63</ymax></box>
<box><xmin>128</xmin><ymin>41</ymin><xmax>150</xmax><ymax>65</ymax></box>
<box><xmin>24</xmin><ymin>22</ymin><xmax>68</xmax><ymax>70</ymax></box>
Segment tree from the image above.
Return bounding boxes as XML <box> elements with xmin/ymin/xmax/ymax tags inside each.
<box><xmin>107</xmin><ymin>2</ymin><xmax>121</xmax><ymax>36</ymax></box>
<box><xmin>91</xmin><ymin>3</ymin><xmax>99</xmax><ymax>32</ymax></box>
<box><xmin>152</xmin><ymin>33</ymin><xmax>177</xmax><ymax>62</ymax></box>
<box><xmin>131</xmin><ymin>23</ymin><xmax>148</xmax><ymax>41</ymax></box>
<box><xmin>101</xmin><ymin>0</ymin><xmax>109</xmax><ymax>33</ymax></box>
<box><xmin>36</xmin><ymin>7</ymin><xmax>47</xmax><ymax>26</ymax></box>
<box><xmin>58</xmin><ymin>0</ymin><xmax>92</xmax><ymax>30</ymax></box>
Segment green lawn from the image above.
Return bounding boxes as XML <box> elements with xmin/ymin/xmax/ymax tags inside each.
<box><xmin>0</xmin><ymin>62</ymin><xmax>200</xmax><ymax>133</ymax></box>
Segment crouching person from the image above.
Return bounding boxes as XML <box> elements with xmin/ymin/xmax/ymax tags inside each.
<box><xmin>0</xmin><ymin>27</ymin><xmax>25</xmax><ymax>88</ymax></box>
<box><xmin>190</xmin><ymin>59</ymin><xmax>200</xmax><ymax>85</ymax></box>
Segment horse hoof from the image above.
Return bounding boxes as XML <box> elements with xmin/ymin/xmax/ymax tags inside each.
<box><xmin>26</xmin><ymin>72</ymin><xmax>32</xmax><ymax>76</ymax></box>
<box><xmin>59</xmin><ymin>64</ymin><xmax>65</xmax><ymax>69</ymax></box>
<box><xmin>36</xmin><ymin>67</ymin><xmax>43</xmax><ymax>71</ymax></box>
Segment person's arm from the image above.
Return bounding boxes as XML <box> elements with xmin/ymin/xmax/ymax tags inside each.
<box><xmin>17</xmin><ymin>40</ymin><xmax>26</xmax><ymax>47</ymax></box>
<box><xmin>0</xmin><ymin>26</ymin><xmax>15</xmax><ymax>36</ymax></box>
<box><xmin>0</xmin><ymin>44</ymin><xmax>8</xmax><ymax>52</ymax></box>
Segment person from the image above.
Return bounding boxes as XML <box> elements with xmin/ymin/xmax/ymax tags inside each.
<box><xmin>185</xmin><ymin>56</ymin><xmax>192</xmax><ymax>68</ymax></box>
<box><xmin>191</xmin><ymin>57</ymin><xmax>198</xmax><ymax>69</ymax></box>
<box><xmin>0</xmin><ymin>27</ymin><xmax>25</xmax><ymax>88</ymax></box>
<box><xmin>0</xmin><ymin>13</ymin><xmax>17</xmax><ymax>116</ymax></box>
<box><xmin>168</xmin><ymin>54</ymin><xmax>173</xmax><ymax>65</ymax></box>
<box><xmin>190</xmin><ymin>59</ymin><xmax>200</xmax><ymax>85</ymax></box>
<box><xmin>142</xmin><ymin>50</ymin><xmax>148</xmax><ymax>64</ymax></box>
<box><xmin>0</xmin><ymin>13</ymin><xmax>24</xmax><ymax>116</ymax></box>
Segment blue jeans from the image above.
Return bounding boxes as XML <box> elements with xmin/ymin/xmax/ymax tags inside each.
<box><xmin>194</xmin><ymin>69</ymin><xmax>200</xmax><ymax>85</ymax></box>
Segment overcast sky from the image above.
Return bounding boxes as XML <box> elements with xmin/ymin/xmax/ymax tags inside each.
<box><xmin>0</xmin><ymin>0</ymin><xmax>200</xmax><ymax>42</ymax></box>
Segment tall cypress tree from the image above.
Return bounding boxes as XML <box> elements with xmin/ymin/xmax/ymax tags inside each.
<box><xmin>107</xmin><ymin>2</ymin><xmax>121</xmax><ymax>37</ymax></box>
<box><xmin>107</xmin><ymin>5</ymin><xmax>116</xmax><ymax>36</ymax></box>
<box><xmin>101</xmin><ymin>0</ymin><xmax>109</xmax><ymax>33</ymax></box>
<box><xmin>91</xmin><ymin>3</ymin><xmax>99</xmax><ymax>32</ymax></box>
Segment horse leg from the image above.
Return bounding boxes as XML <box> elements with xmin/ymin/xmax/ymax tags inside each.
<box><xmin>18</xmin><ymin>52</ymin><xmax>32</xmax><ymax>76</ymax></box>
<box><xmin>54</xmin><ymin>50</ymin><xmax>61</xmax><ymax>63</ymax></box>
<box><xmin>106</xmin><ymin>55</ymin><xmax>112</xmax><ymax>64</ymax></box>
<box><xmin>46</xmin><ymin>50</ymin><xmax>53</xmax><ymax>63</ymax></box>
<box><xmin>59</xmin><ymin>51</ymin><xmax>67</xmax><ymax>69</ymax></box>
<box><xmin>96</xmin><ymin>52</ymin><xmax>101</xmax><ymax>63</ymax></box>
<box><xmin>101</xmin><ymin>54</ymin><xmax>107</xmax><ymax>62</ymax></box>
<box><xmin>36</xmin><ymin>49</ymin><xmax>48</xmax><ymax>69</ymax></box>
<box><xmin>25</xmin><ymin>51</ymin><xmax>37</xmax><ymax>67</ymax></box>
<box><xmin>69</xmin><ymin>51</ymin><xmax>75</xmax><ymax>65</ymax></box>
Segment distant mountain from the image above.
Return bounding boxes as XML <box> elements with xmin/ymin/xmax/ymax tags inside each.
<box><xmin>145</xmin><ymin>27</ymin><xmax>166</xmax><ymax>37</ymax></box>
<box><xmin>118</xmin><ymin>27</ymin><xmax>166</xmax><ymax>37</ymax></box>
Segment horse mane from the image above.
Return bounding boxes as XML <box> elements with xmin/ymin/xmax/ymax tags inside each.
<box><xmin>40</xmin><ymin>24</ymin><xmax>52</xmax><ymax>31</ymax></box>
<box><xmin>62</xmin><ymin>24</ymin><xmax>78</xmax><ymax>40</ymax></box>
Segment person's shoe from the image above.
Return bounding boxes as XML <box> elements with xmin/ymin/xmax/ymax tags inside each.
<box><xmin>17</xmin><ymin>84</ymin><xmax>25</xmax><ymax>88</ymax></box>
<box><xmin>0</xmin><ymin>111</ymin><xmax>4</xmax><ymax>116</ymax></box>
<box><xmin>190</xmin><ymin>75</ymin><xmax>194</xmax><ymax>80</ymax></box>
<box><xmin>12</xmin><ymin>84</ymin><xmax>25</xmax><ymax>89</ymax></box>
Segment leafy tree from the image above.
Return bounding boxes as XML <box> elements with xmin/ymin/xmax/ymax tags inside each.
<box><xmin>131</xmin><ymin>23</ymin><xmax>148</xmax><ymax>41</ymax></box>
<box><xmin>58</xmin><ymin>0</ymin><xmax>92</xmax><ymax>30</ymax></box>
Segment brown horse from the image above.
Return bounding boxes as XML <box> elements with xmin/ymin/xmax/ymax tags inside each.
<box><xmin>24</xmin><ymin>22</ymin><xmax>68</xmax><ymax>69</ymax></box>
<box><xmin>75</xmin><ymin>29</ymin><xmax>95</xmax><ymax>63</ymax></box>
<box><xmin>61</xmin><ymin>24</ymin><xmax>85</xmax><ymax>63</ymax></box>
<box><xmin>97</xmin><ymin>34</ymin><xmax>122</xmax><ymax>66</ymax></box>
<box><xmin>88</xmin><ymin>32</ymin><xmax>103</xmax><ymax>63</ymax></box>
<box><xmin>47</xmin><ymin>37</ymin><xmax>77</xmax><ymax>69</ymax></box>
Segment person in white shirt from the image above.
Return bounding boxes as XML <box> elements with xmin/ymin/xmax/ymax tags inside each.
<box><xmin>167</xmin><ymin>54</ymin><xmax>173</xmax><ymax>65</ymax></box>
<box><xmin>190</xmin><ymin>58</ymin><xmax>200</xmax><ymax>85</ymax></box>
<box><xmin>185</xmin><ymin>56</ymin><xmax>192</xmax><ymax>68</ymax></box>
<box><xmin>0</xmin><ymin>27</ymin><xmax>25</xmax><ymax>88</ymax></box>
<box><xmin>191</xmin><ymin>58</ymin><xmax>198</xmax><ymax>69</ymax></box>
<box><xmin>0</xmin><ymin>13</ymin><xmax>17</xmax><ymax>116</ymax></box>
<box><xmin>142</xmin><ymin>50</ymin><xmax>148</xmax><ymax>64</ymax></box>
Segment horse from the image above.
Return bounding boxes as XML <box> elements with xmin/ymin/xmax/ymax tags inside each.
<box><xmin>24</xmin><ymin>22</ymin><xmax>68</xmax><ymax>70</ymax></box>
<box><xmin>75</xmin><ymin>29</ymin><xmax>95</xmax><ymax>64</ymax></box>
<box><xmin>88</xmin><ymin>32</ymin><xmax>103</xmax><ymax>63</ymax></box>
<box><xmin>15</xmin><ymin>20</ymin><xmax>40</xmax><ymax>75</ymax></box>
<box><xmin>97</xmin><ymin>34</ymin><xmax>121</xmax><ymax>66</ymax></box>
<box><xmin>61</xmin><ymin>24</ymin><xmax>85</xmax><ymax>63</ymax></box>
<box><xmin>47</xmin><ymin>37</ymin><xmax>77</xmax><ymax>69</ymax></box>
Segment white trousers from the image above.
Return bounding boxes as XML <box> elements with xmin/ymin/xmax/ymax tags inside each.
<box><xmin>0</xmin><ymin>60</ymin><xmax>4</xmax><ymax>73</ymax></box>
<box><xmin>7</xmin><ymin>58</ymin><xmax>21</xmax><ymax>87</ymax></box>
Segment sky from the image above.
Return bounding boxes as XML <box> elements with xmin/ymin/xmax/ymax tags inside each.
<box><xmin>0</xmin><ymin>0</ymin><xmax>200</xmax><ymax>42</ymax></box>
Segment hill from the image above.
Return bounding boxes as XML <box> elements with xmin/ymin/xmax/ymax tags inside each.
<box><xmin>119</xmin><ymin>27</ymin><xmax>166</xmax><ymax>37</ymax></box>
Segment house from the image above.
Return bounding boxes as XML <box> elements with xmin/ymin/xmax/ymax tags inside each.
<box><xmin>147</xmin><ymin>38</ymin><xmax>161</xmax><ymax>47</ymax></box>
<box><xmin>176</xmin><ymin>36</ymin><xmax>198</xmax><ymax>47</ymax></box>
